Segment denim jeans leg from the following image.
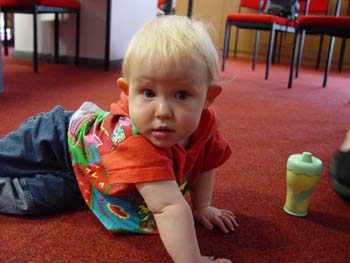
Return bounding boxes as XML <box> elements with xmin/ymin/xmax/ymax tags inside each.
<box><xmin>0</xmin><ymin>106</ymin><xmax>84</xmax><ymax>215</ymax></box>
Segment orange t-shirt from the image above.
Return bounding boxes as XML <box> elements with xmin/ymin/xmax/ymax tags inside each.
<box><xmin>68</xmin><ymin>93</ymin><xmax>231</xmax><ymax>233</ymax></box>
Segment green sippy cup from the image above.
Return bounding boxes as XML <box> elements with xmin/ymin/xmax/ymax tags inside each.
<box><xmin>283</xmin><ymin>152</ymin><xmax>323</xmax><ymax>217</ymax></box>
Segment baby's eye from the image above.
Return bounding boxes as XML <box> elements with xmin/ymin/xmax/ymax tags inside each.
<box><xmin>143</xmin><ymin>89</ymin><xmax>155</xmax><ymax>98</ymax></box>
<box><xmin>175</xmin><ymin>91</ymin><xmax>188</xmax><ymax>100</ymax></box>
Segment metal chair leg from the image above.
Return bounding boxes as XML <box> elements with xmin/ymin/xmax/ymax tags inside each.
<box><xmin>265</xmin><ymin>27</ymin><xmax>275</xmax><ymax>80</ymax></box>
<box><xmin>33</xmin><ymin>6</ymin><xmax>38</xmax><ymax>73</ymax></box>
<box><xmin>288</xmin><ymin>31</ymin><xmax>299</xmax><ymax>89</ymax></box>
<box><xmin>252</xmin><ymin>30</ymin><xmax>260</xmax><ymax>71</ymax></box>
<box><xmin>233</xmin><ymin>28</ymin><xmax>239</xmax><ymax>58</ymax></box>
<box><xmin>295</xmin><ymin>30</ymin><xmax>305</xmax><ymax>79</ymax></box>
<box><xmin>221</xmin><ymin>23</ymin><xmax>231</xmax><ymax>72</ymax></box>
<box><xmin>75</xmin><ymin>11</ymin><xmax>80</xmax><ymax>67</ymax></box>
<box><xmin>3</xmin><ymin>12</ymin><xmax>9</xmax><ymax>56</ymax></box>
<box><xmin>323</xmin><ymin>36</ymin><xmax>335</xmax><ymax>88</ymax></box>
<box><xmin>54</xmin><ymin>13</ymin><xmax>59</xmax><ymax>64</ymax></box>
<box><xmin>315</xmin><ymin>34</ymin><xmax>324</xmax><ymax>70</ymax></box>
<box><xmin>104</xmin><ymin>0</ymin><xmax>112</xmax><ymax>71</ymax></box>
<box><xmin>338</xmin><ymin>38</ymin><xmax>346</xmax><ymax>73</ymax></box>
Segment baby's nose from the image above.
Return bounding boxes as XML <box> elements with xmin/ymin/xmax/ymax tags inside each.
<box><xmin>155</xmin><ymin>101</ymin><xmax>173</xmax><ymax>118</ymax></box>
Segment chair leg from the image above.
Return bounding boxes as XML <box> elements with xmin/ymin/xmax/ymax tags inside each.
<box><xmin>323</xmin><ymin>36</ymin><xmax>335</xmax><ymax>88</ymax></box>
<box><xmin>0</xmin><ymin>48</ymin><xmax>3</xmax><ymax>93</ymax></box>
<box><xmin>272</xmin><ymin>31</ymin><xmax>281</xmax><ymax>64</ymax></box>
<box><xmin>33</xmin><ymin>6</ymin><xmax>38</xmax><ymax>73</ymax></box>
<box><xmin>233</xmin><ymin>28</ymin><xmax>239</xmax><ymax>58</ymax></box>
<box><xmin>315</xmin><ymin>34</ymin><xmax>324</xmax><ymax>70</ymax></box>
<box><xmin>338</xmin><ymin>37</ymin><xmax>346</xmax><ymax>73</ymax></box>
<box><xmin>265</xmin><ymin>27</ymin><xmax>275</xmax><ymax>80</ymax></box>
<box><xmin>54</xmin><ymin>13</ymin><xmax>59</xmax><ymax>64</ymax></box>
<box><xmin>75</xmin><ymin>11</ymin><xmax>80</xmax><ymax>67</ymax></box>
<box><xmin>295</xmin><ymin>30</ymin><xmax>305</xmax><ymax>79</ymax></box>
<box><xmin>104</xmin><ymin>0</ymin><xmax>112</xmax><ymax>71</ymax></box>
<box><xmin>187</xmin><ymin>0</ymin><xmax>193</xmax><ymax>18</ymax></box>
<box><xmin>226</xmin><ymin>31</ymin><xmax>231</xmax><ymax>59</ymax></box>
<box><xmin>252</xmin><ymin>30</ymin><xmax>260</xmax><ymax>71</ymax></box>
<box><xmin>288</xmin><ymin>31</ymin><xmax>299</xmax><ymax>89</ymax></box>
<box><xmin>221</xmin><ymin>23</ymin><xmax>231</xmax><ymax>72</ymax></box>
<box><xmin>3</xmin><ymin>12</ymin><xmax>9</xmax><ymax>56</ymax></box>
<box><xmin>276</xmin><ymin>31</ymin><xmax>283</xmax><ymax>64</ymax></box>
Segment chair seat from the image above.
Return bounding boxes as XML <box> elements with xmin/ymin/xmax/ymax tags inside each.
<box><xmin>0</xmin><ymin>0</ymin><xmax>80</xmax><ymax>9</ymax></box>
<box><xmin>299</xmin><ymin>1</ymin><xmax>328</xmax><ymax>12</ymax></box>
<box><xmin>227</xmin><ymin>13</ymin><xmax>295</xmax><ymax>26</ymax></box>
<box><xmin>297</xmin><ymin>15</ymin><xmax>350</xmax><ymax>28</ymax></box>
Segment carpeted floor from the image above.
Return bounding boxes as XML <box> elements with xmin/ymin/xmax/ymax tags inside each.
<box><xmin>0</xmin><ymin>54</ymin><xmax>349</xmax><ymax>263</ymax></box>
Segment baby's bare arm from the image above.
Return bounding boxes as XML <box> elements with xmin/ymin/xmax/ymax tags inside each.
<box><xmin>136</xmin><ymin>180</ymin><xmax>202</xmax><ymax>263</ymax></box>
<box><xmin>340</xmin><ymin>129</ymin><xmax>350</xmax><ymax>152</ymax></box>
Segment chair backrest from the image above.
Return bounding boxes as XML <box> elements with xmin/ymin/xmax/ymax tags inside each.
<box><xmin>240</xmin><ymin>0</ymin><xmax>262</xmax><ymax>9</ymax></box>
<box><xmin>299</xmin><ymin>0</ymin><xmax>329</xmax><ymax>14</ymax></box>
<box><xmin>239</xmin><ymin>0</ymin><xmax>267</xmax><ymax>13</ymax></box>
<box><xmin>158</xmin><ymin>0</ymin><xmax>166</xmax><ymax>6</ymax></box>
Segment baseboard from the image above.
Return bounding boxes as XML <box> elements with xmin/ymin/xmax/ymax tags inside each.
<box><xmin>11</xmin><ymin>51</ymin><xmax>122</xmax><ymax>70</ymax></box>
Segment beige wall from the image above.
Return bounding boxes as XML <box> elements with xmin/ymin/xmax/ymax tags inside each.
<box><xmin>175</xmin><ymin>0</ymin><xmax>349</xmax><ymax>69</ymax></box>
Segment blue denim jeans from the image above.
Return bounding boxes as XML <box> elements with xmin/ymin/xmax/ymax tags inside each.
<box><xmin>0</xmin><ymin>106</ymin><xmax>84</xmax><ymax>215</ymax></box>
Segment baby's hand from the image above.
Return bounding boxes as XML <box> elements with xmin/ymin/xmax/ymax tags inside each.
<box><xmin>193</xmin><ymin>206</ymin><xmax>238</xmax><ymax>233</ymax></box>
<box><xmin>202</xmin><ymin>256</ymin><xmax>232</xmax><ymax>263</ymax></box>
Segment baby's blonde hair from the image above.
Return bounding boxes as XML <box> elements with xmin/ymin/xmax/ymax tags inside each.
<box><xmin>122</xmin><ymin>15</ymin><xmax>219</xmax><ymax>86</ymax></box>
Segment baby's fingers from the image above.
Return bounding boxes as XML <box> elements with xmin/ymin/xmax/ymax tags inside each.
<box><xmin>221</xmin><ymin>210</ymin><xmax>239</xmax><ymax>229</ymax></box>
<box><xmin>202</xmin><ymin>256</ymin><xmax>232</xmax><ymax>263</ymax></box>
<box><xmin>213</xmin><ymin>257</ymin><xmax>232</xmax><ymax>263</ymax></box>
<box><xmin>198</xmin><ymin>215</ymin><xmax>214</xmax><ymax>230</ymax></box>
<box><xmin>212</xmin><ymin>211</ymin><xmax>238</xmax><ymax>233</ymax></box>
<box><xmin>219</xmin><ymin>214</ymin><xmax>235</xmax><ymax>232</ymax></box>
<box><xmin>211</xmin><ymin>215</ymin><xmax>231</xmax><ymax>233</ymax></box>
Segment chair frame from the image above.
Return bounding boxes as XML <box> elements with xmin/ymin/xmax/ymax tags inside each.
<box><xmin>288</xmin><ymin>0</ymin><xmax>349</xmax><ymax>88</ymax></box>
<box><xmin>337</xmin><ymin>0</ymin><xmax>350</xmax><ymax>72</ymax></box>
<box><xmin>233</xmin><ymin>0</ymin><xmax>262</xmax><ymax>59</ymax></box>
<box><xmin>222</xmin><ymin>0</ymin><xmax>296</xmax><ymax>79</ymax></box>
<box><xmin>294</xmin><ymin>1</ymin><xmax>330</xmax><ymax>76</ymax></box>
<box><xmin>1</xmin><ymin>4</ymin><xmax>80</xmax><ymax>73</ymax></box>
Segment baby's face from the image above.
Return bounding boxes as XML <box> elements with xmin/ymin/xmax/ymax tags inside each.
<box><xmin>127</xmin><ymin>59</ymin><xmax>210</xmax><ymax>148</ymax></box>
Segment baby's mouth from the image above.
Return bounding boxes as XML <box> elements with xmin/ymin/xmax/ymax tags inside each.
<box><xmin>152</xmin><ymin>127</ymin><xmax>174</xmax><ymax>139</ymax></box>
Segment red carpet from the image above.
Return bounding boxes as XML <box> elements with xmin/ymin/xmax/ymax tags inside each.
<box><xmin>0</xmin><ymin>55</ymin><xmax>349</xmax><ymax>263</ymax></box>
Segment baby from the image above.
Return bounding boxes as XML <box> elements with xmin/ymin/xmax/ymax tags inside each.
<box><xmin>0</xmin><ymin>15</ymin><xmax>237</xmax><ymax>263</ymax></box>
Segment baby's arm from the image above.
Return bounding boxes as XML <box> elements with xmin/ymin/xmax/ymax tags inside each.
<box><xmin>191</xmin><ymin>170</ymin><xmax>238</xmax><ymax>233</ymax></box>
<box><xmin>339</xmin><ymin>129</ymin><xmax>350</xmax><ymax>152</ymax></box>
<box><xmin>136</xmin><ymin>180</ymin><xmax>202</xmax><ymax>263</ymax></box>
<box><xmin>136</xmin><ymin>180</ymin><xmax>233</xmax><ymax>263</ymax></box>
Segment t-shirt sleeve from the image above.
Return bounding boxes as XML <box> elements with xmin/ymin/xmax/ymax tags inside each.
<box><xmin>101</xmin><ymin>135</ymin><xmax>176</xmax><ymax>184</ymax></box>
<box><xmin>200</xmin><ymin>130</ymin><xmax>232</xmax><ymax>173</ymax></box>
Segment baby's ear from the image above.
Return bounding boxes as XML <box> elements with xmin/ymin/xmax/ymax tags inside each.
<box><xmin>204</xmin><ymin>85</ymin><xmax>222</xmax><ymax>108</ymax></box>
<box><xmin>117</xmin><ymin>78</ymin><xmax>129</xmax><ymax>94</ymax></box>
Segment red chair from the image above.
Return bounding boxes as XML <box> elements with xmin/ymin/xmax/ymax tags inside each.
<box><xmin>337</xmin><ymin>0</ymin><xmax>350</xmax><ymax>72</ymax></box>
<box><xmin>288</xmin><ymin>0</ymin><xmax>350</xmax><ymax>88</ymax></box>
<box><xmin>0</xmin><ymin>0</ymin><xmax>80</xmax><ymax>73</ymax></box>
<box><xmin>221</xmin><ymin>0</ymin><xmax>329</xmax><ymax>80</ymax></box>
<box><xmin>232</xmin><ymin>0</ymin><xmax>263</xmax><ymax>59</ymax></box>
<box><xmin>297</xmin><ymin>0</ymin><xmax>329</xmax><ymax>71</ymax></box>
<box><xmin>158</xmin><ymin>0</ymin><xmax>173</xmax><ymax>15</ymax></box>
